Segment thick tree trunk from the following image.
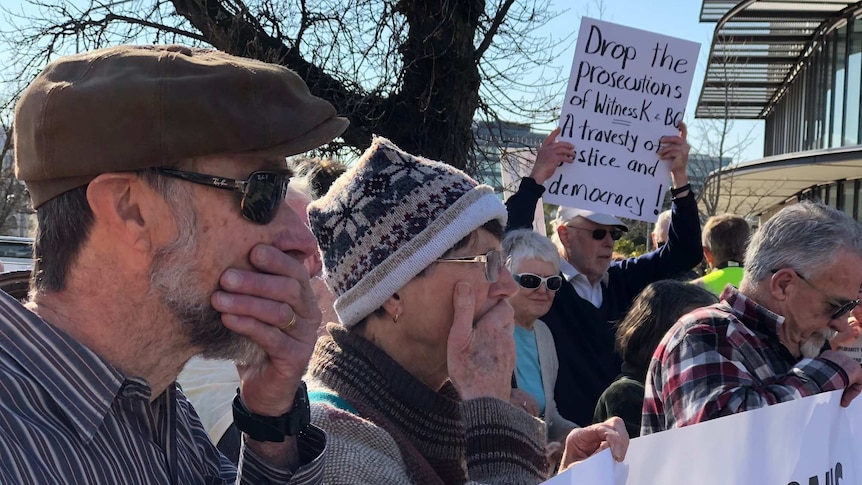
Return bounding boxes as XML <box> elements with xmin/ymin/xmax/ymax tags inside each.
<box><xmin>387</xmin><ymin>0</ymin><xmax>483</xmax><ymax>168</ymax></box>
<box><xmin>170</xmin><ymin>0</ymin><xmax>483</xmax><ymax>170</ymax></box>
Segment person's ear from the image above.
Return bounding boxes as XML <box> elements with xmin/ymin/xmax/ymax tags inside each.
<box><xmin>86</xmin><ymin>172</ymin><xmax>166</xmax><ymax>253</ymax></box>
<box><xmin>556</xmin><ymin>224</ymin><xmax>568</xmax><ymax>242</ymax></box>
<box><xmin>703</xmin><ymin>246</ymin><xmax>714</xmax><ymax>266</ymax></box>
<box><xmin>381</xmin><ymin>292</ymin><xmax>404</xmax><ymax>323</ymax></box>
<box><xmin>769</xmin><ymin>268</ymin><xmax>794</xmax><ymax>302</ymax></box>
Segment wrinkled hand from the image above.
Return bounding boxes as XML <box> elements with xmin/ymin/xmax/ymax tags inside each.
<box><xmin>212</xmin><ymin>244</ymin><xmax>321</xmax><ymax>416</ymax></box>
<box><xmin>830</xmin><ymin>322</ymin><xmax>861</xmax><ymax>348</ymax></box>
<box><xmin>510</xmin><ymin>388</ymin><xmax>540</xmax><ymax>416</ymax></box>
<box><xmin>529</xmin><ymin>127</ymin><xmax>576</xmax><ymax>185</ymax></box>
<box><xmin>558</xmin><ymin>417</ymin><xmax>629</xmax><ymax>473</ymax></box>
<box><xmin>447</xmin><ymin>282</ymin><xmax>515</xmax><ymax>401</ymax></box>
<box><xmin>820</xmin><ymin>350</ymin><xmax>862</xmax><ymax>407</ymax></box>
<box><xmin>658</xmin><ymin>121</ymin><xmax>690</xmax><ymax>186</ymax></box>
<box><xmin>831</xmin><ymin>311</ymin><xmax>861</xmax><ymax>348</ymax></box>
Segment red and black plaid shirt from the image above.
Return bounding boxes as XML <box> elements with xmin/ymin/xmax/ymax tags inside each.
<box><xmin>641</xmin><ymin>285</ymin><xmax>850</xmax><ymax>435</ymax></box>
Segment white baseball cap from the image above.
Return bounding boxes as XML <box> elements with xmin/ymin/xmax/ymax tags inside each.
<box><xmin>553</xmin><ymin>207</ymin><xmax>628</xmax><ymax>231</ymax></box>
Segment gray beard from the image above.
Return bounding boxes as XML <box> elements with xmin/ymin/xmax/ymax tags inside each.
<box><xmin>148</xmin><ymin>223</ymin><xmax>266</xmax><ymax>367</ymax></box>
<box><xmin>799</xmin><ymin>328</ymin><xmax>837</xmax><ymax>359</ymax></box>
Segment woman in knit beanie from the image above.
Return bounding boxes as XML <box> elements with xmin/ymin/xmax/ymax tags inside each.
<box><xmin>306</xmin><ymin>137</ymin><xmax>628</xmax><ymax>483</ymax></box>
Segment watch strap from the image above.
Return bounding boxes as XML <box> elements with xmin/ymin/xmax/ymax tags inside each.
<box><xmin>670</xmin><ymin>183</ymin><xmax>691</xmax><ymax>197</ymax></box>
<box><xmin>232</xmin><ymin>381</ymin><xmax>311</xmax><ymax>442</ymax></box>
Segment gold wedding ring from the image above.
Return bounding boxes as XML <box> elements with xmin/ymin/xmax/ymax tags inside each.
<box><xmin>278</xmin><ymin>313</ymin><xmax>297</xmax><ymax>332</ymax></box>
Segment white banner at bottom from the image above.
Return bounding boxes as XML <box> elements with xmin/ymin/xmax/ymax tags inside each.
<box><xmin>546</xmin><ymin>390</ymin><xmax>856</xmax><ymax>484</ymax></box>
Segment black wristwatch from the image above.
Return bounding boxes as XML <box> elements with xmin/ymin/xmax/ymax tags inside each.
<box><xmin>232</xmin><ymin>381</ymin><xmax>311</xmax><ymax>442</ymax></box>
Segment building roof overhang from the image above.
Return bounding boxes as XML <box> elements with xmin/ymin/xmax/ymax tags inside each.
<box><xmin>696</xmin><ymin>0</ymin><xmax>862</xmax><ymax>120</ymax></box>
<box><xmin>700</xmin><ymin>145</ymin><xmax>862</xmax><ymax>216</ymax></box>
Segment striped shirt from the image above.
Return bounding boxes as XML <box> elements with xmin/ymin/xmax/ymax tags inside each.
<box><xmin>641</xmin><ymin>286</ymin><xmax>850</xmax><ymax>435</ymax></box>
<box><xmin>0</xmin><ymin>291</ymin><xmax>325</xmax><ymax>484</ymax></box>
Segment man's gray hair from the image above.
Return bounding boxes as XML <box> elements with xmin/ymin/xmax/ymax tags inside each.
<box><xmin>745</xmin><ymin>201</ymin><xmax>862</xmax><ymax>282</ymax></box>
<box><xmin>502</xmin><ymin>229</ymin><xmax>561</xmax><ymax>274</ymax></box>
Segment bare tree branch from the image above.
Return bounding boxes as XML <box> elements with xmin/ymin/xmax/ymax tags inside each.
<box><xmin>475</xmin><ymin>0</ymin><xmax>516</xmax><ymax>60</ymax></box>
<box><xmin>1</xmin><ymin>0</ymin><xmax>570</xmax><ymax>173</ymax></box>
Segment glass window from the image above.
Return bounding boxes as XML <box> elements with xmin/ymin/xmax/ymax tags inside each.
<box><xmin>824</xmin><ymin>45</ymin><xmax>834</xmax><ymax>149</ymax></box>
<box><xmin>832</xmin><ymin>26</ymin><xmax>847</xmax><ymax>147</ymax></box>
<box><xmin>846</xmin><ymin>19</ymin><xmax>862</xmax><ymax>145</ymax></box>
<box><xmin>828</xmin><ymin>183</ymin><xmax>839</xmax><ymax>208</ymax></box>
<box><xmin>813</xmin><ymin>186</ymin><xmax>823</xmax><ymax>202</ymax></box>
<box><xmin>856</xmin><ymin>181</ymin><xmax>862</xmax><ymax>220</ymax></box>
<box><xmin>844</xmin><ymin>179</ymin><xmax>857</xmax><ymax>217</ymax></box>
<box><xmin>0</xmin><ymin>240</ymin><xmax>33</xmax><ymax>259</ymax></box>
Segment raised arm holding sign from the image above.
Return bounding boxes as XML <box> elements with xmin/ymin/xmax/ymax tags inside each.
<box><xmin>543</xmin><ymin>18</ymin><xmax>700</xmax><ymax>222</ymax></box>
<box><xmin>504</xmin><ymin>18</ymin><xmax>703</xmax><ymax>427</ymax></box>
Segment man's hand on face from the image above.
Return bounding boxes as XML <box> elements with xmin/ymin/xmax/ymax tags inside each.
<box><xmin>212</xmin><ymin>243</ymin><xmax>321</xmax><ymax>416</ymax></box>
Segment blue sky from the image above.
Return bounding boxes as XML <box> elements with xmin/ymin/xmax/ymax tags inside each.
<box><xmin>543</xmin><ymin>0</ymin><xmax>765</xmax><ymax>163</ymax></box>
<box><xmin>2</xmin><ymin>0</ymin><xmax>764</xmax><ymax>163</ymax></box>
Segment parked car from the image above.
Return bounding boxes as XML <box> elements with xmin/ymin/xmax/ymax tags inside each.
<box><xmin>0</xmin><ymin>236</ymin><xmax>34</xmax><ymax>273</ymax></box>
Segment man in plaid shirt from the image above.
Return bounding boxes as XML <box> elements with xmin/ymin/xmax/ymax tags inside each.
<box><xmin>642</xmin><ymin>201</ymin><xmax>862</xmax><ymax>435</ymax></box>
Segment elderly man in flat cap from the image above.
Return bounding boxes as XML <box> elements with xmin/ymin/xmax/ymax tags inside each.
<box><xmin>3</xmin><ymin>44</ymin><xmax>347</xmax><ymax>483</ymax></box>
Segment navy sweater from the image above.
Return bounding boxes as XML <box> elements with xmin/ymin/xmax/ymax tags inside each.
<box><xmin>505</xmin><ymin>177</ymin><xmax>703</xmax><ymax>426</ymax></box>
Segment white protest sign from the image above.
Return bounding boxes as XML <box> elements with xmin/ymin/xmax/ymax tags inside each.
<box><xmin>543</xmin><ymin>18</ymin><xmax>700</xmax><ymax>222</ymax></box>
<box><xmin>835</xmin><ymin>332</ymin><xmax>862</xmax><ymax>364</ymax></box>
<box><xmin>546</xmin><ymin>390</ymin><xmax>858</xmax><ymax>485</ymax></box>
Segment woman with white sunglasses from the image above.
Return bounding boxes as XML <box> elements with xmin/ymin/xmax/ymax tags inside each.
<box><xmin>502</xmin><ymin>229</ymin><xmax>579</xmax><ymax>467</ymax></box>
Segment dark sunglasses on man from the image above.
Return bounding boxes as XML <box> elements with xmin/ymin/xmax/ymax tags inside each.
<box><xmin>155</xmin><ymin>167</ymin><xmax>290</xmax><ymax>224</ymax></box>
<box><xmin>513</xmin><ymin>273</ymin><xmax>563</xmax><ymax>292</ymax></box>
<box><xmin>770</xmin><ymin>268</ymin><xmax>860</xmax><ymax>320</ymax></box>
<box><xmin>566</xmin><ymin>225</ymin><xmax>624</xmax><ymax>241</ymax></box>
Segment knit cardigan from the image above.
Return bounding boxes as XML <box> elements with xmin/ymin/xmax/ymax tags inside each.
<box><xmin>306</xmin><ymin>324</ymin><xmax>548</xmax><ymax>484</ymax></box>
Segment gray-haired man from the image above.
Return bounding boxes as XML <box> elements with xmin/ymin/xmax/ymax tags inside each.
<box><xmin>643</xmin><ymin>201</ymin><xmax>862</xmax><ymax>434</ymax></box>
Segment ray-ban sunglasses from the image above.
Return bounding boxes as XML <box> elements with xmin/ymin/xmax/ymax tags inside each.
<box><xmin>155</xmin><ymin>167</ymin><xmax>290</xmax><ymax>224</ymax></box>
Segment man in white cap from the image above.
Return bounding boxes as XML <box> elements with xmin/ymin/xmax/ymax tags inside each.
<box><xmin>505</xmin><ymin>124</ymin><xmax>703</xmax><ymax>426</ymax></box>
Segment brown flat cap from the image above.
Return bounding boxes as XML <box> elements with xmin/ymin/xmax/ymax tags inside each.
<box><xmin>14</xmin><ymin>44</ymin><xmax>348</xmax><ymax>207</ymax></box>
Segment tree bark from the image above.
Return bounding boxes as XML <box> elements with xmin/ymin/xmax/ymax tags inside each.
<box><xmin>170</xmin><ymin>0</ymin><xmax>485</xmax><ymax>169</ymax></box>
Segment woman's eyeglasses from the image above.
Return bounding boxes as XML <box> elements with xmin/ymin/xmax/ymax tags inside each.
<box><xmin>155</xmin><ymin>167</ymin><xmax>290</xmax><ymax>224</ymax></box>
<box><xmin>566</xmin><ymin>225</ymin><xmax>624</xmax><ymax>241</ymax></box>
<box><xmin>436</xmin><ymin>249</ymin><xmax>504</xmax><ymax>283</ymax></box>
<box><xmin>513</xmin><ymin>273</ymin><xmax>563</xmax><ymax>292</ymax></box>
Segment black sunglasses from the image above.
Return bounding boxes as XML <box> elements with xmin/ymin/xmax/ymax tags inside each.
<box><xmin>155</xmin><ymin>167</ymin><xmax>290</xmax><ymax>224</ymax></box>
<box><xmin>771</xmin><ymin>269</ymin><xmax>860</xmax><ymax>320</ymax></box>
<box><xmin>794</xmin><ymin>271</ymin><xmax>859</xmax><ymax>320</ymax></box>
<box><xmin>566</xmin><ymin>225</ymin><xmax>624</xmax><ymax>241</ymax></box>
<box><xmin>513</xmin><ymin>273</ymin><xmax>563</xmax><ymax>291</ymax></box>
